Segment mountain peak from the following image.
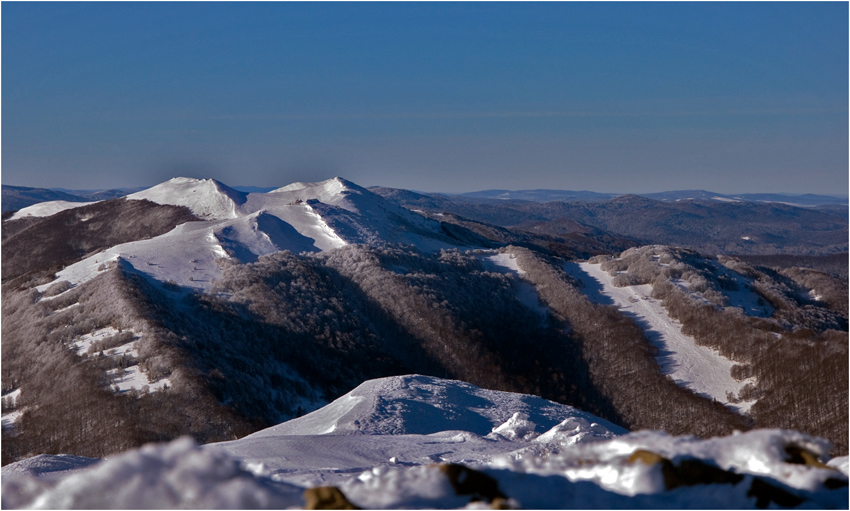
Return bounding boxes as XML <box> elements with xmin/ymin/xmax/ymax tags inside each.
<box><xmin>272</xmin><ymin>176</ymin><xmax>358</xmax><ymax>195</ymax></box>
<box><xmin>128</xmin><ymin>177</ymin><xmax>247</xmax><ymax>220</ymax></box>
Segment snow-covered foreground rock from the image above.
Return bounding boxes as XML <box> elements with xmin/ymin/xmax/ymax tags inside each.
<box><xmin>3</xmin><ymin>376</ymin><xmax>847</xmax><ymax>509</ymax></box>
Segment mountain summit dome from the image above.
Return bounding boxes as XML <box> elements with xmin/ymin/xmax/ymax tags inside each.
<box><xmin>127</xmin><ymin>177</ymin><xmax>247</xmax><ymax>220</ymax></box>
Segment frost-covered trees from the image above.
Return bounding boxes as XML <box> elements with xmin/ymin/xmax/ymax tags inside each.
<box><xmin>586</xmin><ymin>246</ymin><xmax>848</xmax><ymax>454</ymax></box>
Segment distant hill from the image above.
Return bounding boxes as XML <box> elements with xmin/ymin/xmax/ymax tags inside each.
<box><xmin>372</xmin><ymin>188</ymin><xmax>848</xmax><ymax>256</ymax></box>
<box><xmin>2</xmin><ymin>186</ymin><xmax>147</xmax><ymax>212</ymax></box>
<box><xmin>459</xmin><ymin>189</ymin><xmax>616</xmax><ymax>202</ymax></box>
<box><xmin>1</xmin><ymin>186</ymin><xmax>89</xmax><ymax>212</ymax></box>
<box><xmin>453</xmin><ymin>188</ymin><xmax>848</xmax><ymax>207</ymax></box>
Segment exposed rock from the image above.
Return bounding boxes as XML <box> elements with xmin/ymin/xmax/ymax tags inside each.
<box><xmin>303</xmin><ymin>486</ymin><xmax>360</xmax><ymax>510</ymax></box>
<box><xmin>438</xmin><ymin>463</ymin><xmax>507</xmax><ymax>503</ymax></box>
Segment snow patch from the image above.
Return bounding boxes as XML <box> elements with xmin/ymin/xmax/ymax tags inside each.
<box><xmin>71</xmin><ymin>327</ymin><xmax>124</xmax><ymax>355</ymax></box>
<box><xmin>484</xmin><ymin>252</ymin><xmax>525</xmax><ymax>274</ymax></box>
<box><xmin>1</xmin><ymin>389</ymin><xmax>23</xmax><ymax>431</ymax></box>
<box><xmin>487</xmin><ymin>412</ymin><xmax>540</xmax><ymax>441</ymax></box>
<box><xmin>107</xmin><ymin>366</ymin><xmax>171</xmax><ymax>394</ymax></box>
<box><xmin>69</xmin><ymin>327</ymin><xmax>171</xmax><ymax>394</ymax></box>
<box><xmin>36</xmin><ymin>254</ymin><xmax>120</xmax><ymax>299</ymax></box>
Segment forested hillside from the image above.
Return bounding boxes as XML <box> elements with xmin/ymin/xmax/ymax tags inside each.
<box><xmin>585</xmin><ymin>245</ymin><xmax>848</xmax><ymax>453</ymax></box>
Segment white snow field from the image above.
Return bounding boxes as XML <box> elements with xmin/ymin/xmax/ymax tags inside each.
<box><xmin>2</xmin><ymin>376</ymin><xmax>846</xmax><ymax>509</ymax></box>
<box><xmin>9</xmin><ymin>200</ymin><xmax>98</xmax><ymax>220</ymax></box>
<box><xmin>35</xmin><ymin>177</ymin><xmax>463</xmax><ymax>294</ymax></box>
<box><xmin>127</xmin><ymin>177</ymin><xmax>247</xmax><ymax>220</ymax></box>
<box><xmin>565</xmin><ymin>261</ymin><xmax>756</xmax><ymax>413</ymax></box>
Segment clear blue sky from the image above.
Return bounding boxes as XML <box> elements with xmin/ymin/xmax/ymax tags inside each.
<box><xmin>3</xmin><ymin>2</ymin><xmax>847</xmax><ymax>194</ymax></box>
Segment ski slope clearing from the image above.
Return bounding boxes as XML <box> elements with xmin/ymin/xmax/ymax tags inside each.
<box><xmin>480</xmin><ymin>251</ymin><xmax>549</xmax><ymax>317</ymax></box>
<box><xmin>566</xmin><ymin>262</ymin><xmax>755</xmax><ymax>413</ymax></box>
<box><xmin>9</xmin><ymin>200</ymin><xmax>98</xmax><ymax>220</ymax></box>
<box><xmin>35</xmin><ymin>177</ymin><xmax>468</xmax><ymax>294</ymax></box>
<box><xmin>3</xmin><ymin>376</ymin><xmax>846</xmax><ymax>509</ymax></box>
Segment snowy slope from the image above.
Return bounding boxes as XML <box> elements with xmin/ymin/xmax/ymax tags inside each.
<box><xmin>565</xmin><ymin>261</ymin><xmax>756</xmax><ymax>413</ymax></box>
<box><xmin>258</xmin><ymin>178</ymin><xmax>457</xmax><ymax>250</ymax></box>
<box><xmin>3</xmin><ymin>375</ymin><xmax>846</xmax><ymax>509</ymax></box>
<box><xmin>9</xmin><ymin>200</ymin><xmax>99</xmax><ymax>220</ymax></box>
<box><xmin>127</xmin><ymin>177</ymin><xmax>247</xmax><ymax>220</ymax></box>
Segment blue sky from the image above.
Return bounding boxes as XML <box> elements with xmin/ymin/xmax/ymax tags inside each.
<box><xmin>3</xmin><ymin>2</ymin><xmax>847</xmax><ymax>194</ymax></box>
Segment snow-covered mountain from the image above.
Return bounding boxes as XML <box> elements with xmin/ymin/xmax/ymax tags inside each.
<box><xmin>29</xmin><ymin>176</ymin><xmax>467</xmax><ymax>293</ymax></box>
<box><xmin>2</xmin><ymin>177</ymin><xmax>847</xmax><ymax>510</ymax></box>
<box><xmin>2</xmin><ymin>376</ymin><xmax>846</xmax><ymax>509</ymax></box>
<box><xmin>456</xmin><ymin>188</ymin><xmax>849</xmax><ymax>207</ymax></box>
<box><xmin>127</xmin><ymin>177</ymin><xmax>248</xmax><ymax>220</ymax></box>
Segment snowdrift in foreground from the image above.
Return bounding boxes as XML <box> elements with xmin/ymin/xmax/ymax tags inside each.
<box><xmin>3</xmin><ymin>376</ymin><xmax>847</xmax><ymax>509</ymax></box>
<box><xmin>1</xmin><ymin>438</ymin><xmax>303</xmax><ymax>509</ymax></box>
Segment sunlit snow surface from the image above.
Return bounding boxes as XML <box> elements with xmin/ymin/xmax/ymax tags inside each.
<box><xmin>565</xmin><ymin>262</ymin><xmax>756</xmax><ymax>413</ymax></box>
<box><xmin>127</xmin><ymin>177</ymin><xmax>246</xmax><ymax>220</ymax></box>
<box><xmin>9</xmin><ymin>200</ymin><xmax>99</xmax><ymax>220</ymax></box>
<box><xmin>2</xmin><ymin>376</ymin><xmax>846</xmax><ymax>509</ymax></box>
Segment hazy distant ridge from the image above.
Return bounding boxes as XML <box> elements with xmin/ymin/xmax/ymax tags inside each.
<box><xmin>457</xmin><ymin>188</ymin><xmax>848</xmax><ymax>206</ymax></box>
